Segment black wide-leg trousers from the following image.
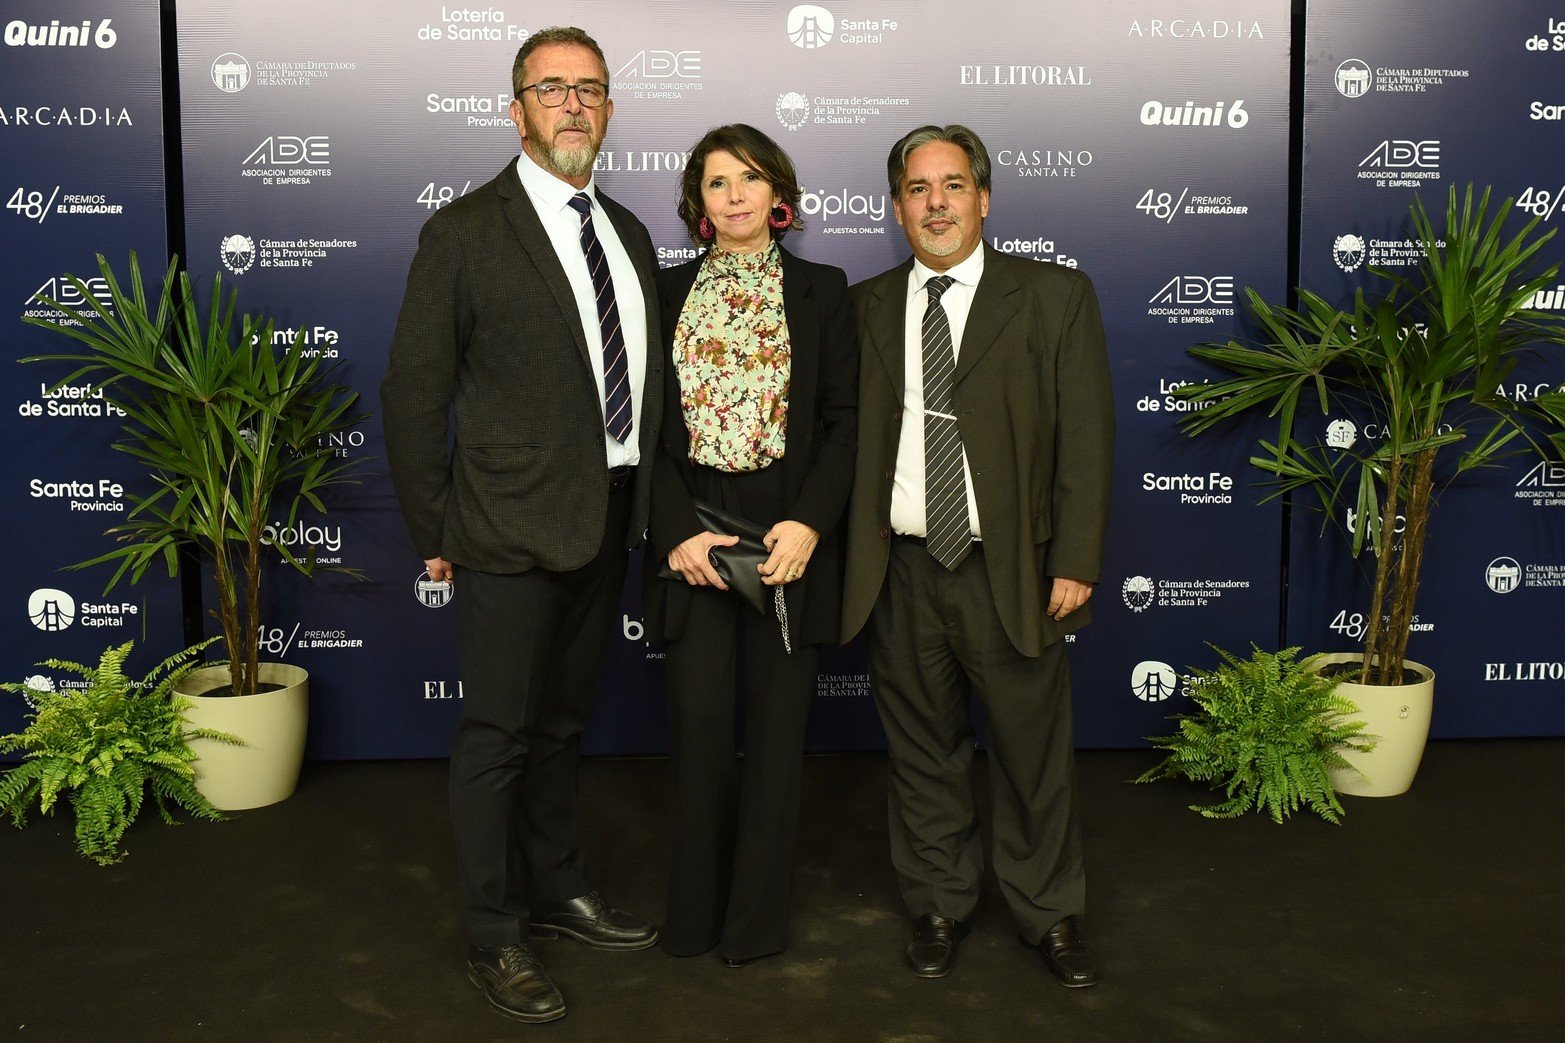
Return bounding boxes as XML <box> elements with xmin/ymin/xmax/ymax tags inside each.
<box><xmin>661</xmin><ymin>589</ymin><xmax>819</xmax><ymax>960</ymax></box>
<box><xmin>867</xmin><ymin>537</ymin><xmax>1085</xmax><ymax>945</ymax></box>
<box><xmin>449</xmin><ymin>482</ymin><xmax>632</xmax><ymax>948</ymax></box>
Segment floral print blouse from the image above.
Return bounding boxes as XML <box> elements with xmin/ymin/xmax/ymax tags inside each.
<box><xmin>673</xmin><ymin>242</ymin><xmax>791</xmax><ymax>473</ymax></box>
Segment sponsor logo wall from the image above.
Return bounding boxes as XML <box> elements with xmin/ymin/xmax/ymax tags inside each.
<box><xmin>2</xmin><ymin>0</ymin><xmax>182</xmax><ymax>751</ymax></box>
<box><xmin>168</xmin><ymin>0</ymin><xmax>1291</xmax><ymax>756</ymax></box>
<box><xmin>1296</xmin><ymin>0</ymin><xmax>1565</xmax><ymax>736</ymax></box>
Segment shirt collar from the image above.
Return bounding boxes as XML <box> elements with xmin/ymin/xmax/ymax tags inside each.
<box><xmin>911</xmin><ymin>243</ymin><xmax>985</xmax><ymax>293</ymax></box>
<box><xmin>514</xmin><ymin>148</ymin><xmax>596</xmax><ymax>215</ymax></box>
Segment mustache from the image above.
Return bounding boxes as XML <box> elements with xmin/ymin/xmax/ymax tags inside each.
<box><xmin>554</xmin><ymin>116</ymin><xmax>592</xmax><ymax>136</ymax></box>
<box><xmin>921</xmin><ymin>210</ymin><xmax>958</xmax><ymax>228</ymax></box>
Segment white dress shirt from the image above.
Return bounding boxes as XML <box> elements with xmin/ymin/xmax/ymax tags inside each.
<box><xmin>889</xmin><ymin>247</ymin><xmax>985</xmax><ymax>539</ymax></box>
<box><xmin>514</xmin><ymin>150</ymin><xmax>647</xmax><ymax>467</ymax></box>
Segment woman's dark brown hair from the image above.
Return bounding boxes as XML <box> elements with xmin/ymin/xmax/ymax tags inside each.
<box><xmin>677</xmin><ymin>123</ymin><xmax>802</xmax><ymax>245</ymax></box>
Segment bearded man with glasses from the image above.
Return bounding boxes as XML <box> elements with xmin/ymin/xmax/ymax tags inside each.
<box><xmin>383</xmin><ymin>25</ymin><xmax>662</xmax><ymax>1025</ymax></box>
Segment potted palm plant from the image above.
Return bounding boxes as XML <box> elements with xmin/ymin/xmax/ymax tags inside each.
<box><xmin>1174</xmin><ymin>185</ymin><xmax>1565</xmax><ymax>796</ymax></box>
<box><xmin>23</xmin><ymin>252</ymin><xmax>366</xmax><ymax>810</ymax></box>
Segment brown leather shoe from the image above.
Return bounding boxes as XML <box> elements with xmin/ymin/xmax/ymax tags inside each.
<box><xmin>529</xmin><ymin>891</ymin><xmax>659</xmax><ymax>950</ymax></box>
<box><xmin>1037</xmin><ymin>916</ymin><xmax>1097</xmax><ymax>988</ymax></box>
<box><xmin>906</xmin><ymin>913</ymin><xmax>968</xmax><ymax>978</ymax></box>
<box><xmin>466</xmin><ymin>944</ymin><xmax>566</xmax><ymax>1022</ymax></box>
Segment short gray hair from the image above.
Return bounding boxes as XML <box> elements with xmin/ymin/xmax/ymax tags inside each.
<box><xmin>513</xmin><ymin>26</ymin><xmax>610</xmax><ymax>97</ymax></box>
<box><xmin>886</xmin><ymin>124</ymin><xmax>992</xmax><ymax>196</ymax></box>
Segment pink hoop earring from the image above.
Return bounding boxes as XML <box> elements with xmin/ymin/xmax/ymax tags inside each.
<box><xmin>697</xmin><ymin>215</ymin><xmax>715</xmax><ymax>240</ymax></box>
<box><xmin>768</xmin><ymin>202</ymin><xmax>794</xmax><ymax>230</ymax></box>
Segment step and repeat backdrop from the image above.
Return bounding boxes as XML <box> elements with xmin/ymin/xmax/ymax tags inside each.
<box><xmin>171</xmin><ymin>0</ymin><xmax>1289</xmax><ymax>756</ymax></box>
<box><xmin>1295</xmin><ymin>0</ymin><xmax>1565</xmax><ymax>737</ymax></box>
<box><xmin>1</xmin><ymin>0</ymin><xmax>183</xmax><ymax>743</ymax></box>
<box><xmin>6</xmin><ymin>1</ymin><xmax>1559</xmax><ymax>757</ymax></box>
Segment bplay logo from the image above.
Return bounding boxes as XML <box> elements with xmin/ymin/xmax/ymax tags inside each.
<box><xmin>1122</xmin><ymin>576</ymin><xmax>1155</xmax><ymax>612</ymax></box>
<box><xmin>28</xmin><ymin>588</ymin><xmax>75</xmax><ymax>631</ymax></box>
<box><xmin>1131</xmin><ymin>660</ymin><xmax>1179</xmax><ymax>702</ymax></box>
<box><xmin>800</xmin><ymin>186</ymin><xmax>885</xmax><ymax>221</ymax></box>
<box><xmin>1333</xmin><ymin>233</ymin><xmax>1367</xmax><ymax>272</ymax></box>
<box><xmin>787</xmin><ymin>5</ymin><xmax>834</xmax><ymax>48</ymax></box>
<box><xmin>776</xmin><ymin>91</ymin><xmax>810</xmax><ymax>131</ymax></box>
<box><xmin>1486</xmin><ymin>557</ymin><xmax>1522</xmax><ymax>594</ymax></box>
<box><xmin>415</xmin><ymin>571</ymin><xmax>452</xmax><ymax>608</ymax></box>
<box><xmin>1336</xmin><ymin>59</ymin><xmax>1371</xmax><ymax>97</ymax></box>
<box><xmin>212</xmin><ymin>52</ymin><xmax>250</xmax><ymax>93</ymax></box>
<box><xmin>220</xmin><ymin>234</ymin><xmax>256</xmax><ymax>275</ymax></box>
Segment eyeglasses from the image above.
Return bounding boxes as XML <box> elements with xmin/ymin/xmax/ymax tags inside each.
<box><xmin>517</xmin><ymin>81</ymin><xmax>609</xmax><ymax>108</ymax></box>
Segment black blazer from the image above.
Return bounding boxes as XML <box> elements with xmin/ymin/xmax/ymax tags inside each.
<box><xmin>646</xmin><ymin>245</ymin><xmax>858</xmax><ymax>646</ymax></box>
<box><xmin>381</xmin><ymin>161</ymin><xmax>663</xmax><ymax>573</ymax></box>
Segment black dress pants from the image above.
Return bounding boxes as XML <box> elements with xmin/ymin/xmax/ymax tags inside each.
<box><xmin>660</xmin><ymin>463</ymin><xmax>820</xmax><ymax>960</ymax></box>
<box><xmin>867</xmin><ymin>537</ymin><xmax>1086</xmax><ymax>945</ymax></box>
<box><xmin>449</xmin><ymin>481</ymin><xmax>632</xmax><ymax>948</ymax></box>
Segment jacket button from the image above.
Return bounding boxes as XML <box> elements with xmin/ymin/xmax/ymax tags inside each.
<box><xmin>893</xmin><ymin>410</ymin><xmax>902</xmax><ymax>421</ymax></box>
<box><xmin>884</xmin><ymin>469</ymin><xmax>894</xmax><ymax>480</ymax></box>
<box><xmin>879</xmin><ymin>527</ymin><xmax>890</xmax><ymax>539</ymax></box>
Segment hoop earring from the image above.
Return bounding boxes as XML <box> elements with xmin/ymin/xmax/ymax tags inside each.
<box><xmin>698</xmin><ymin>215</ymin><xmax>714</xmax><ymax>241</ymax></box>
<box><xmin>768</xmin><ymin>202</ymin><xmax>794</xmax><ymax>230</ymax></box>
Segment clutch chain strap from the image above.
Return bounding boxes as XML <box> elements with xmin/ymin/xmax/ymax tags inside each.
<box><xmin>773</xmin><ymin>586</ymin><xmax>792</xmax><ymax>655</ymax></box>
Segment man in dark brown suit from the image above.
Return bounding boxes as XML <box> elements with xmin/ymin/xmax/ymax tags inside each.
<box><xmin>381</xmin><ymin>27</ymin><xmax>661</xmax><ymax>1024</ymax></box>
<box><xmin>841</xmin><ymin>124</ymin><xmax>1114</xmax><ymax>987</ymax></box>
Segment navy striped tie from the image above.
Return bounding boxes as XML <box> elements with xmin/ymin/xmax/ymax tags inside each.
<box><xmin>568</xmin><ymin>192</ymin><xmax>633</xmax><ymax>445</ymax></box>
<box><xmin>921</xmin><ymin>275</ymin><xmax>972</xmax><ymax>570</ymax></box>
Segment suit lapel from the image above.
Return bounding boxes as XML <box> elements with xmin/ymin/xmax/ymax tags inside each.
<box><xmin>864</xmin><ymin>259</ymin><xmax>913</xmax><ymax>398</ymax></box>
<box><xmin>953</xmin><ymin>244</ymin><xmax>1020</xmax><ymax>386</ymax></box>
<box><xmin>495</xmin><ymin>161</ymin><xmax>593</xmax><ymax>373</ymax></box>
<box><xmin>780</xmin><ymin>247</ymin><xmax>819</xmax><ymax>444</ymax></box>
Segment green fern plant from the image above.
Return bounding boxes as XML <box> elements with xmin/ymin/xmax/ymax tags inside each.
<box><xmin>0</xmin><ymin>640</ymin><xmax>238</xmax><ymax>864</ymax></box>
<box><xmin>1135</xmin><ymin>645</ymin><xmax>1376</xmax><ymax>824</ymax></box>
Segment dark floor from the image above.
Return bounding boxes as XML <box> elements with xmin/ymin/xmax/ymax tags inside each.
<box><xmin>3</xmin><ymin>741</ymin><xmax>1563</xmax><ymax>1041</ymax></box>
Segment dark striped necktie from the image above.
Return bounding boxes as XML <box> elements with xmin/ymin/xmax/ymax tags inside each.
<box><xmin>920</xmin><ymin>275</ymin><xmax>972</xmax><ymax>570</ymax></box>
<box><xmin>567</xmin><ymin>191</ymin><xmax>633</xmax><ymax>445</ymax></box>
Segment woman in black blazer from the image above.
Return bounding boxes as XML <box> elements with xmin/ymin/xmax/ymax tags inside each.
<box><xmin>647</xmin><ymin>124</ymin><xmax>858</xmax><ymax>966</ymax></box>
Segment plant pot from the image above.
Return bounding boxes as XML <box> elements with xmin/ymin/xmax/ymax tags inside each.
<box><xmin>175</xmin><ymin>662</ymin><xmax>308</xmax><ymax>811</ymax></box>
<box><xmin>1315</xmin><ymin>652</ymin><xmax>1434</xmax><ymax>798</ymax></box>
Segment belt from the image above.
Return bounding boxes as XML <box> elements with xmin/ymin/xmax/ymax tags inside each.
<box><xmin>608</xmin><ymin>465</ymin><xmax>635</xmax><ymax>491</ymax></box>
<box><xmin>893</xmin><ymin>532</ymin><xmax>980</xmax><ymax>548</ymax></box>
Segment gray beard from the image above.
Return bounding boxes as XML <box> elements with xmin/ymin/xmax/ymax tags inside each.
<box><xmin>546</xmin><ymin>140</ymin><xmax>598</xmax><ymax>178</ymax></box>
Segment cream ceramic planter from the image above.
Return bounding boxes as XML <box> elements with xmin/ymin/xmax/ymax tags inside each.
<box><xmin>176</xmin><ymin>662</ymin><xmax>309</xmax><ymax>811</ymax></box>
<box><xmin>1317</xmin><ymin>652</ymin><xmax>1435</xmax><ymax>798</ymax></box>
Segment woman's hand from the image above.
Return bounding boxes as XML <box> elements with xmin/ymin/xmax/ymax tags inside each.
<box><xmin>668</xmin><ymin>531</ymin><xmax>741</xmax><ymax>589</ymax></box>
<box><xmin>759</xmin><ymin>520</ymin><xmax>819</xmax><ymax>586</ymax></box>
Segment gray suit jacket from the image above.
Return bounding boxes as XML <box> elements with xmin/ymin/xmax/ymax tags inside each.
<box><xmin>381</xmin><ymin>161</ymin><xmax>662</xmax><ymax>573</ymax></box>
<box><xmin>841</xmin><ymin>244</ymin><xmax>1114</xmax><ymax>656</ymax></box>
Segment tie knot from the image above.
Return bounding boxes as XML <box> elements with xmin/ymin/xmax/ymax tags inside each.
<box><xmin>925</xmin><ymin>275</ymin><xmax>954</xmax><ymax>302</ymax></box>
<box><xmin>568</xmin><ymin>192</ymin><xmax>592</xmax><ymax>220</ymax></box>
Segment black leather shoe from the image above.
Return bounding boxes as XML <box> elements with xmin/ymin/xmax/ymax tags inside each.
<box><xmin>906</xmin><ymin>913</ymin><xmax>968</xmax><ymax>978</ymax></box>
<box><xmin>466</xmin><ymin>944</ymin><xmax>566</xmax><ymax>1023</ymax></box>
<box><xmin>1037</xmin><ymin>916</ymin><xmax>1098</xmax><ymax>988</ymax></box>
<box><xmin>529</xmin><ymin>891</ymin><xmax>659</xmax><ymax>950</ymax></box>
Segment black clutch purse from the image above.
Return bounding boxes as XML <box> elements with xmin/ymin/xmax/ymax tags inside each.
<box><xmin>658</xmin><ymin>499</ymin><xmax>802</xmax><ymax>653</ymax></box>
